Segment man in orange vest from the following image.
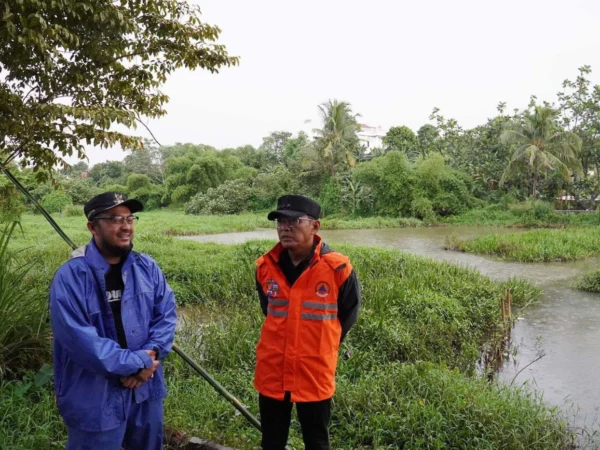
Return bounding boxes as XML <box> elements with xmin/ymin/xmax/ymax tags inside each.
<box><xmin>255</xmin><ymin>195</ymin><xmax>361</xmax><ymax>450</ymax></box>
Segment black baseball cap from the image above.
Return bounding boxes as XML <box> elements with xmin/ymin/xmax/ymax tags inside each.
<box><xmin>267</xmin><ymin>195</ymin><xmax>321</xmax><ymax>221</ymax></box>
<box><xmin>84</xmin><ymin>192</ymin><xmax>144</xmax><ymax>221</ymax></box>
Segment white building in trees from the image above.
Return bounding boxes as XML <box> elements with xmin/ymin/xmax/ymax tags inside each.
<box><xmin>358</xmin><ymin>124</ymin><xmax>386</xmax><ymax>152</ymax></box>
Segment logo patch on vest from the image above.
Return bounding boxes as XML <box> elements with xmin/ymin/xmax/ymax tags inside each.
<box><xmin>266</xmin><ymin>279</ymin><xmax>279</xmax><ymax>297</ymax></box>
<box><xmin>316</xmin><ymin>282</ymin><xmax>330</xmax><ymax>298</ymax></box>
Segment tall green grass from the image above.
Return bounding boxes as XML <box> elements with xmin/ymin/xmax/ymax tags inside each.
<box><xmin>0</xmin><ymin>223</ymin><xmax>50</xmax><ymax>378</ymax></box>
<box><xmin>0</xmin><ymin>372</ymin><xmax>66</xmax><ymax>448</ymax></box>
<box><xmin>447</xmin><ymin>202</ymin><xmax>600</xmax><ymax>228</ymax></box>
<box><xmin>447</xmin><ymin>228</ymin><xmax>600</xmax><ymax>262</ymax></box>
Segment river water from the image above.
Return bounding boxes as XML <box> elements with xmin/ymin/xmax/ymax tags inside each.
<box><xmin>182</xmin><ymin>226</ymin><xmax>600</xmax><ymax>434</ymax></box>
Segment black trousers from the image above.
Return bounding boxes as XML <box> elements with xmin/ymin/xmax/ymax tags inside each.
<box><xmin>259</xmin><ymin>393</ymin><xmax>332</xmax><ymax>450</ymax></box>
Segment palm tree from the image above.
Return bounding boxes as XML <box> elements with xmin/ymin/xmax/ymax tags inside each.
<box><xmin>312</xmin><ymin>100</ymin><xmax>361</xmax><ymax>177</ymax></box>
<box><xmin>500</xmin><ymin>106</ymin><xmax>582</xmax><ymax>198</ymax></box>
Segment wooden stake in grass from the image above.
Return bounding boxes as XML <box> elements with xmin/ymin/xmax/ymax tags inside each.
<box><xmin>506</xmin><ymin>288</ymin><xmax>512</xmax><ymax>321</ymax></box>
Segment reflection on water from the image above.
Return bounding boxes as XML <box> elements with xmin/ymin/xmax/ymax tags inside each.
<box><xmin>182</xmin><ymin>226</ymin><xmax>600</xmax><ymax>431</ymax></box>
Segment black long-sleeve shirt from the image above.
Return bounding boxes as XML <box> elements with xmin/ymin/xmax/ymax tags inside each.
<box><xmin>256</xmin><ymin>244</ymin><xmax>361</xmax><ymax>342</ymax></box>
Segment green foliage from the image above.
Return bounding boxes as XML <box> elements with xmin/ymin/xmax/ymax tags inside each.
<box><xmin>411</xmin><ymin>197</ymin><xmax>435</xmax><ymax>221</ymax></box>
<box><xmin>185</xmin><ymin>179</ymin><xmax>252</xmax><ymax>215</ymax></box>
<box><xmin>354</xmin><ymin>152</ymin><xmax>475</xmax><ymax>218</ymax></box>
<box><xmin>62</xmin><ymin>177</ymin><xmax>102</xmax><ymax>205</ymax></box>
<box><xmin>318</xmin><ymin>177</ymin><xmax>343</xmax><ymax>216</ymax></box>
<box><xmin>414</xmin><ymin>153</ymin><xmax>474</xmax><ymax>216</ymax></box>
<box><xmin>0</xmin><ymin>179</ymin><xmax>24</xmax><ymax>223</ymax></box>
<box><xmin>508</xmin><ymin>200</ymin><xmax>554</xmax><ymax>220</ymax></box>
<box><xmin>0</xmin><ymin>377</ymin><xmax>67</xmax><ymax>448</ymax></box>
<box><xmin>558</xmin><ymin>66</ymin><xmax>600</xmax><ymax>177</ymax></box>
<box><xmin>333</xmin><ymin>362</ymin><xmax>574</xmax><ymax>449</ymax></box>
<box><xmin>501</xmin><ymin>106</ymin><xmax>583</xmax><ymax>197</ymax></box>
<box><xmin>340</xmin><ymin>177</ymin><xmax>372</xmax><ymax>215</ymax></box>
<box><xmin>162</xmin><ymin>146</ymin><xmax>243</xmax><ymax>205</ymax></box>
<box><xmin>60</xmin><ymin>161</ymin><xmax>89</xmax><ymax>178</ymax></box>
<box><xmin>463</xmin><ymin>106</ymin><xmax>516</xmax><ymax>199</ymax></box>
<box><xmin>100</xmin><ymin>184</ymin><xmax>129</xmax><ymax>195</ymax></box>
<box><xmin>127</xmin><ymin>173</ymin><xmax>153</xmax><ymax>193</ymax></box>
<box><xmin>383</xmin><ymin>125</ymin><xmax>419</xmax><ymax>158</ymax></box>
<box><xmin>0</xmin><ymin>224</ymin><xmax>50</xmax><ymax>378</ymax></box>
<box><xmin>312</xmin><ymin>100</ymin><xmax>361</xmax><ymax>177</ymax></box>
<box><xmin>125</xmin><ymin>173</ymin><xmax>164</xmax><ymax>210</ymax></box>
<box><xmin>0</xmin><ymin>0</ymin><xmax>238</xmax><ymax>179</ymax></box>
<box><xmin>354</xmin><ymin>151</ymin><xmax>414</xmax><ymax>216</ymax></box>
<box><xmin>574</xmin><ymin>269</ymin><xmax>600</xmax><ymax>293</ymax></box>
<box><xmin>417</xmin><ymin>124</ymin><xmax>440</xmax><ymax>156</ymax></box>
<box><xmin>122</xmin><ymin>145</ymin><xmax>166</xmax><ymax>185</ymax></box>
<box><xmin>60</xmin><ymin>204</ymin><xmax>83</xmax><ymax>218</ymax></box>
<box><xmin>89</xmin><ymin>161</ymin><xmax>127</xmax><ymax>186</ymax></box>
<box><xmin>258</xmin><ymin>131</ymin><xmax>292</xmax><ymax>166</ymax></box>
<box><xmin>250</xmin><ymin>166</ymin><xmax>297</xmax><ymax>211</ymax></box>
<box><xmin>40</xmin><ymin>191</ymin><xmax>72</xmax><ymax>214</ymax></box>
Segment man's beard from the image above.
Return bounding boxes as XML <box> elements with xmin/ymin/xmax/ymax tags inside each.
<box><xmin>98</xmin><ymin>239</ymin><xmax>133</xmax><ymax>259</ymax></box>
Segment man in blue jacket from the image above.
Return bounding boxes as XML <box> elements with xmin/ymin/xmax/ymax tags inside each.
<box><xmin>50</xmin><ymin>192</ymin><xmax>177</xmax><ymax>450</ymax></box>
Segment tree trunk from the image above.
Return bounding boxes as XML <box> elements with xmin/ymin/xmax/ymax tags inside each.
<box><xmin>532</xmin><ymin>170</ymin><xmax>538</xmax><ymax>199</ymax></box>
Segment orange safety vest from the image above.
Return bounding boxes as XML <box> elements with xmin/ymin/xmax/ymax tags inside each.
<box><xmin>254</xmin><ymin>235</ymin><xmax>353</xmax><ymax>402</ymax></box>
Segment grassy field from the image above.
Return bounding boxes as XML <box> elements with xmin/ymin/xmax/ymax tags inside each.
<box><xmin>445</xmin><ymin>203</ymin><xmax>600</xmax><ymax>228</ymax></box>
<box><xmin>0</xmin><ymin>212</ymin><xmax>585</xmax><ymax>449</ymax></box>
<box><xmin>11</xmin><ymin>210</ymin><xmax>423</xmax><ymax>245</ymax></box>
<box><xmin>447</xmin><ymin>228</ymin><xmax>600</xmax><ymax>262</ymax></box>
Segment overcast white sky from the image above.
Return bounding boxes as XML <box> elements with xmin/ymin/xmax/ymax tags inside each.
<box><xmin>81</xmin><ymin>0</ymin><xmax>600</xmax><ymax>166</ymax></box>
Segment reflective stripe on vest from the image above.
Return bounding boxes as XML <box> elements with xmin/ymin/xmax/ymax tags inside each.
<box><xmin>267</xmin><ymin>307</ymin><xmax>288</xmax><ymax>317</ymax></box>
<box><xmin>301</xmin><ymin>313</ymin><xmax>338</xmax><ymax>321</ymax></box>
<box><xmin>268</xmin><ymin>299</ymin><xmax>289</xmax><ymax>306</ymax></box>
<box><xmin>302</xmin><ymin>301</ymin><xmax>337</xmax><ymax>311</ymax></box>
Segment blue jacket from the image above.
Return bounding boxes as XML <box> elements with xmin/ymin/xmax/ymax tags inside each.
<box><xmin>50</xmin><ymin>239</ymin><xmax>177</xmax><ymax>432</ymax></box>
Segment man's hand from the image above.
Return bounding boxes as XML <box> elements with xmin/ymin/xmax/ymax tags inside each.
<box><xmin>135</xmin><ymin>359</ymin><xmax>160</xmax><ymax>382</ymax></box>
<box><xmin>120</xmin><ymin>350</ymin><xmax>160</xmax><ymax>389</ymax></box>
<box><xmin>120</xmin><ymin>376</ymin><xmax>144</xmax><ymax>389</ymax></box>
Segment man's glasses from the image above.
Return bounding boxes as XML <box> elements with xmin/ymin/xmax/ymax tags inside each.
<box><xmin>94</xmin><ymin>215</ymin><xmax>139</xmax><ymax>225</ymax></box>
<box><xmin>274</xmin><ymin>218</ymin><xmax>314</xmax><ymax>229</ymax></box>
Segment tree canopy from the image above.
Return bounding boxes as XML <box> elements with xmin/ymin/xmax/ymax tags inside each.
<box><xmin>0</xmin><ymin>0</ymin><xmax>238</xmax><ymax>179</ymax></box>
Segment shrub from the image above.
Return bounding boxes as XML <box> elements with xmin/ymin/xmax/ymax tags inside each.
<box><xmin>411</xmin><ymin>197</ymin><xmax>435</xmax><ymax>220</ymax></box>
<box><xmin>61</xmin><ymin>204</ymin><xmax>84</xmax><ymax>217</ymax></box>
<box><xmin>185</xmin><ymin>179</ymin><xmax>252</xmax><ymax>215</ymax></box>
<box><xmin>509</xmin><ymin>200</ymin><xmax>553</xmax><ymax>220</ymax></box>
<box><xmin>40</xmin><ymin>191</ymin><xmax>72</xmax><ymax>214</ymax></box>
<box><xmin>62</xmin><ymin>178</ymin><xmax>102</xmax><ymax>205</ymax></box>
<box><xmin>0</xmin><ymin>183</ymin><xmax>24</xmax><ymax>223</ymax></box>
<box><xmin>318</xmin><ymin>176</ymin><xmax>343</xmax><ymax>216</ymax></box>
<box><xmin>574</xmin><ymin>269</ymin><xmax>600</xmax><ymax>293</ymax></box>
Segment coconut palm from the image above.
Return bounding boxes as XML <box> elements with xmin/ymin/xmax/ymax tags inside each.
<box><xmin>312</xmin><ymin>100</ymin><xmax>361</xmax><ymax>177</ymax></box>
<box><xmin>500</xmin><ymin>106</ymin><xmax>582</xmax><ymax>198</ymax></box>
